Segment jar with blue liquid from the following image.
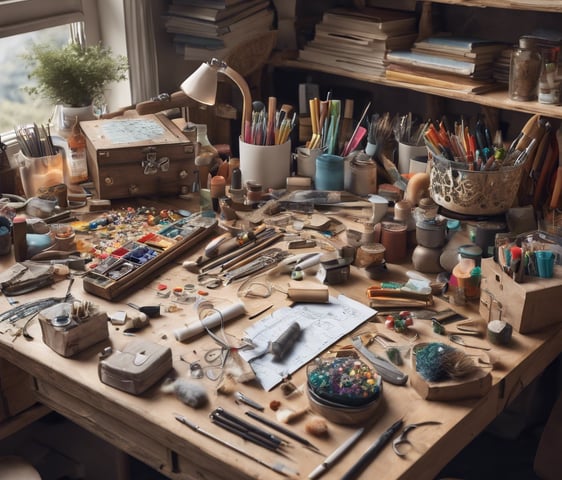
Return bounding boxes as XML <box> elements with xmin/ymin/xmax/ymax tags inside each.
<box><xmin>315</xmin><ymin>154</ymin><xmax>344</xmax><ymax>190</ymax></box>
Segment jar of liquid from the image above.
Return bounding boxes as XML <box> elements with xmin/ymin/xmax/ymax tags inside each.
<box><xmin>509</xmin><ymin>36</ymin><xmax>542</xmax><ymax>101</ymax></box>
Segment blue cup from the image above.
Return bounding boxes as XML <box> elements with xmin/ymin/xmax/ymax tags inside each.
<box><xmin>535</xmin><ymin>250</ymin><xmax>554</xmax><ymax>278</ymax></box>
<box><xmin>315</xmin><ymin>154</ymin><xmax>344</xmax><ymax>190</ymax></box>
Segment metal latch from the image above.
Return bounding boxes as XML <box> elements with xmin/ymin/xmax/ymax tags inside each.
<box><xmin>141</xmin><ymin>147</ymin><xmax>170</xmax><ymax>175</ymax></box>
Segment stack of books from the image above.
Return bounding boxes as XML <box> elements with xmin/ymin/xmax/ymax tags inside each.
<box><xmin>385</xmin><ymin>34</ymin><xmax>507</xmax><ymax>93</ymax></box>
<box><xmin>298</xmin><ymin>7</ymin><xmax>418</xmax><ymax>77</ymax></box>
<box><xmin>164</xmin><ymin>0</ymin><xmax>275</xmax><ymax>62</ymax></box>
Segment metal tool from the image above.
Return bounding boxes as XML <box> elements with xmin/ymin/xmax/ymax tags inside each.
<box><xmin>209</xmin><ymin>407</ymin><xmax>289</xmax><ymax>453</ymax></box>
<box><xmin>341</xmin><ymin>418</ymin><xmax>403</xmax><ymax>480</ymax></box>
<box><xmin>174</xmin><ymin>414</ymin><xmax>297</xmax><ymax>477</ymax></box>
<box><xmin>449</xmin><ymin>334</ymin><xmax>491</xmax><ymax>351</ymax></box>
<box><xmin>351</xmin><ymin>335</ymin><xmax>408</xmax><ymax>385</ymax></box>
<box><xmin>392</xmin><ymin>421</ymin><xmax>442</xmax><ymax>456</ymax></box>
<box><xmin>309</xmin><ymin>427</ymin><xmax>363</xmax><ymax>479</ymax></box>
<box><xmin>245</xmin><ymin>410</ymin><xmax>322</xmax><ymax>454</ymax></box>
<box><xmin>221</xmin><ymin>248</ymin><xmax>290</xmax><ymax>285</ymax></box>
<box><xmin>235</xmin><ymin>391</ymin><xmax>264</xmax><ymax>411</ymax></box>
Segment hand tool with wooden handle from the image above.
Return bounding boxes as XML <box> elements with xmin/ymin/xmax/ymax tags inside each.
<box><xmin>550</xmin><ymin>127</ymin><xmax>562</xmax><ymax>209</ymax></box>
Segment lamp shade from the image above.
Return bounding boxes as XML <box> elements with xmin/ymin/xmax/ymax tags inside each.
<box><xmin>180</xmin><ymin>57</ymin><xmax>253</xmax><ymax>143</ymax></box>
<box><xmin>180</xmin><ymin>62</ymin><xmax>218</xmax><ymax>105</ymax></box>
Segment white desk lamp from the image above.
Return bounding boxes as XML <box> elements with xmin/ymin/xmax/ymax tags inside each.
<box><xmin>180</xmin><ymin>58</ymin><xmax>252</xmax><ymax>144</ymax></box>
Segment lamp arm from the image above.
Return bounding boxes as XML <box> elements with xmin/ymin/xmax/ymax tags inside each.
<box><xmin>222</xmin><ymin>65</ymin><xmax>252</xmax><ymax>143</ymax></box>
<box><xmin>135</xmin><ymin>91</ymin><xmax>196</xmax><ymax>116</ymax></box>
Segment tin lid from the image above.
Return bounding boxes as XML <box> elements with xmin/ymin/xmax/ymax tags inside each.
<box><xmin>458</xmin><ymin>243</ymin><xmax>483</xmax><ymax>259</ymax></box>
<box><xmin>416</xmin><ymin>219</ymin><xmax>446</xmax><ymax>231</ymax></box>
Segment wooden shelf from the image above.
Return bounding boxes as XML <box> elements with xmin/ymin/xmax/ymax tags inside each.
<box><xmin>269</xmin><ymin>1</ymin><xmax>562</xmax><ymax>121</ymax></box>
<box><xmin>425</xmin><ymin>0</ymin><xmax>562</xmax><ymax>14</ymax></box>
<box><xmin>272</xmin><ymin>57</ymin><xmax>562</xmax><ymax>120</ymax></box>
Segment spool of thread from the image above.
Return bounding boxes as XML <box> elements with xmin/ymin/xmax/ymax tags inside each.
<box><xmin>173</xmin><ymin>302</ymin><xmax>246</xmax><ymax>342</ymax></box>
<box><xmin>287</xmin><ymin>286</ymin><xmax>329</xmax><ymax>303</ymax></box>
<box><xmin>380</xmin><ymin>222</ymin><xmax>407</xmax><ymax>264</ymax></box>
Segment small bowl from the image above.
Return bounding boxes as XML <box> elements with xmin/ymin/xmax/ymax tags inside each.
<box><xmin>307</xmin><ymin>384</ymin><xmax>382</xmax><ymax>425</ymax></box>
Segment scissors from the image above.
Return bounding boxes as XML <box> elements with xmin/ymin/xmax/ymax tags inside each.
<box><xmin>392</xmin><ymin>421</ymin><xmax>442</xmax><ymax>456</ymax></box>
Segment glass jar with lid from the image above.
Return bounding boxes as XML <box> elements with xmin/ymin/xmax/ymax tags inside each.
<box><xmin>509</xmin><ymin>36</ymin><xmax>542</xmax><ymax>101</ymax></box>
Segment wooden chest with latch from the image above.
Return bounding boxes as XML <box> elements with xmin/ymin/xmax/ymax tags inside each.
<box><xmin>80</xmin><ymin>113</ymin><xmax>195</xmax><ymax>199</ymax></box>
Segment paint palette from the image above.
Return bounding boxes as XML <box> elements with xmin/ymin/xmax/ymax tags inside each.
<box><xmin>82</xmin><ymin>213</ymin><xmax>217</xmax><ymax>300</ymax></box>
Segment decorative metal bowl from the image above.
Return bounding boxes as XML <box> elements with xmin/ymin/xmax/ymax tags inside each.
<box><xmin>429</xmin><ymin>154</ymin><xmax>525</xmax><ymax>216</ymax></box>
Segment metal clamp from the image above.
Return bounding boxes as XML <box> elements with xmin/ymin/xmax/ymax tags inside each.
<box><xmin>142</xmin><ymin>147</ymin><xmax>170</xmax><ymax>175</ymax></box>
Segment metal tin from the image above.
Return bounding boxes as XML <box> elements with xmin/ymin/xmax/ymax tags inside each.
<box><xmin>415</xmin><ymin>219</ymin><xmax>447</xmax><ymax>248</ymax></box>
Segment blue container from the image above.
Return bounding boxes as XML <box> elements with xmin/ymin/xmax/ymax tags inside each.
<box><xmin>315</xmin><ymin>154</ymin><xmax>344</xmax><ymax>190</ymax></box>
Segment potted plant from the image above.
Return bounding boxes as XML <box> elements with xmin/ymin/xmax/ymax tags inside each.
<box><xmin>23</xmin><ymin>42</ymin><xmax>128</xmax><ymax>127</ymax></box>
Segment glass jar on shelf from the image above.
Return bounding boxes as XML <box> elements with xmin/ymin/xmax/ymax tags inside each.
<box><xmin>509</xmin><ymin>36</ymin><xmax>542</xmax><ymax>101</ymax></box>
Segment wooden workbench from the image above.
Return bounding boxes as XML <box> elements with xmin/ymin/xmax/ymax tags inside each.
<box><xmin>0</xmin><ymin>200</ymin><xmax>561</xmax><ymax>480</ymax></box>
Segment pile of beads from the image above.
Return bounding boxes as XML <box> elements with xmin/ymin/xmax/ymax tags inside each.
<box><xmin>384</xmin><ymin>310</ymin><xmax>414</xmax><ymax>333</ymax></box>
<box><xmin>307</xmin><ymin>356</ymin><xmax>382</xmax><ymax>407</ymax></box>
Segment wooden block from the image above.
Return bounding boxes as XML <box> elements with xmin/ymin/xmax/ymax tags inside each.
<box><xmin>410</xmin><ymin>350</ymin><xmax>492</xmax><ymax>401</ymax></box>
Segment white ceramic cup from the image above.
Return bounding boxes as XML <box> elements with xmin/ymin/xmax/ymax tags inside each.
<box><xmin>239</xmin><ymin>139</ymin><xmax>292</xmax><ymax>190</ymax></box>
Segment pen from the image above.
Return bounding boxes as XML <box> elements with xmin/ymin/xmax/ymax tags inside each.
<box><xmin>340</xmin><ymin>418</ymin><xmax>403</xmax><ymax>480</ymax></box>
<box><xmin>308</xmin><ymin>427</ymin><xmax>365</xmax><ymax>479</ymax></box>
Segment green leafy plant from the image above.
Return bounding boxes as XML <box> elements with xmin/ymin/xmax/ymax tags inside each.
<box><xmin>23</xmin><ymin>42</ymin><xmax>129</xmax><ymax>107</ymax></box>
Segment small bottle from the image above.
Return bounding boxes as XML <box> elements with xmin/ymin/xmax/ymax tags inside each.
<box><xmin>66</xmin><ymin>117</ymin><xmax>89</xmax><ymax>184</ymax></box>
<box><xmin>509</xmin><ymin>36</ymin><xmax>542</xmax><ymax>101</ymax></box>
<box><xmin>195</xmin><ymin>124</ymin><xmax>219</xmax><ymax>189</ymax></box>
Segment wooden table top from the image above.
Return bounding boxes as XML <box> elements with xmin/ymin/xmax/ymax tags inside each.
<box><xmin>1</xmin><ymin>197</ymin><xmax>561</xmax><ymax>480</ymax></box>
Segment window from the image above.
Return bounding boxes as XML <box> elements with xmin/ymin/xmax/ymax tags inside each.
<box><xmin>0</xmin><ymin>0</ymin><xmax>99</xmax><ymax>147</ymax></box>
<box><xmin>0</xmin><ymin>25</ymin><xmax>70</xmax><ymax>132</ymax></box>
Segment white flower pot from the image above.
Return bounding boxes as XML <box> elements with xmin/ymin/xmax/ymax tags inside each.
<box><xmin>54</xmin><ymin>104</ymin><xmax>95</xmax><ymax>134</ymax></box>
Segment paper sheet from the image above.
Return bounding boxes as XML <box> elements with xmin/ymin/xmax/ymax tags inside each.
<box><xmin>239</xmin><ymin>295</ymin><xmax>377</xmax><ymax>391</ymax></box>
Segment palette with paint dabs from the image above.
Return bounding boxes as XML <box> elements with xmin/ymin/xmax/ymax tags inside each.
<box><xmin>81</xmin><ymin>213</ymin><xmax>217</xmax><ymax>300</ymax></box>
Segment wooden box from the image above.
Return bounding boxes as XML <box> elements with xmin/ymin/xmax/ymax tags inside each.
<box><xmin>479</xmin><ymin>257</ymin><xmax>562</xmax><ymax>333</ymax></box>
<box><xmin>82</xmin><ymin>214</ymin><xmax>217</xmax><ymax>301</ymax></box>
<box><xmin>38</xmin><ymin>302</ymin><xmax>109</xmax><ymax>357</ymax></box>
<box><xmin>0</xmin><ymin>359</ymin><xmax>37</xmax><ymax>421</ymax></box>
<box><xmin>80</xmin><ymin>114</ymin><xmax>195</xmax><ymax>199</ymax></box>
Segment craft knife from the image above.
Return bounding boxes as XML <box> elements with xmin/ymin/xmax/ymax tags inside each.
<box><xmin>351</xmin><ymin>336</ymin><xmax>408</xmax><ymax>385</ymax></box>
